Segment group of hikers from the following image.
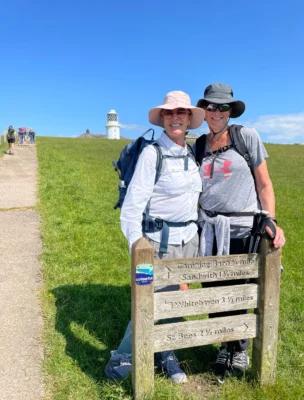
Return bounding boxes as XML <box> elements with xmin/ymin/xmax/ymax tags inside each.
<box><xmin>5</xmin><ymin>125</ymin><xmax>36</xmax><ymax>155</ymax></box>
<box><xmin>105</xmin><ymin>83</ymin><xmax>286</xmax><ymax>384</ymax></box>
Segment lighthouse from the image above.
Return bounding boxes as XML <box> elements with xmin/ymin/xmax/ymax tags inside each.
<box><xmin>106</xmin><ymin>109</ymin><xmax>120</xmax><ymax>139</ymax></box>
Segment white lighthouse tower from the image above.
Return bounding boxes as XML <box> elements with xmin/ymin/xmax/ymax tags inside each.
<box><xmin>106</xmin><ymin>109</ymin><xmax>120</xmax><ymax>139</ymax></box>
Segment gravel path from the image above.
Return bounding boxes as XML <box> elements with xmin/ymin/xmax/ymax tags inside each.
<box><xmin>0</xmin><ymin>145</ymin><xmax>44</xmax><ymax>399</ymax></box>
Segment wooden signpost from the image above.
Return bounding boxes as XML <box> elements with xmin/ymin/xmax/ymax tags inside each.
<box><xmin>131</xmin><ymin>237</ymin><xmax>281</xmax><ymax>400</ymax></box>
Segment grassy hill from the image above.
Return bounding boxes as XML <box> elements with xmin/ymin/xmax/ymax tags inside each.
<box><xmin>36</xmin><ymin>137</ymin><xmax>304</xmax><ymax>400</ymax></box>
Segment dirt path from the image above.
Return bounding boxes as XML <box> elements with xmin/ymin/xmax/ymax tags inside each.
<box><xmin>0</xmin><ymin>145</ymin><xmax>44</xmax><ymax>399</ymax></box>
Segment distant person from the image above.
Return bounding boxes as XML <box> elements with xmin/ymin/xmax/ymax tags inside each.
<box><xmin>18</xmin><ymin>127</ymin><xmax>24</xmax><ymax>144</ymax></box>
<box><xmin>105</xmin><ymin>91</ymin><xmax>205</xmax><ymax>384</ymax></box>
<box><xmin>195</xmin><ymin>83</ymin><xmax>286</xmax><ymax>381</ymax></box>
<box><xmin>24</xmin><ymin>128</ymin><xmax>29</xmax><ymax>143</ymax></box>
<box><xmin>6</xmin><ymin>125</ymin><xmax>16</xmax><ymax>155</ymax></box>
<box><xmin>29</xmin><ymin>128</ymin><xmax>36</xmax><ymax>144</ymax></box>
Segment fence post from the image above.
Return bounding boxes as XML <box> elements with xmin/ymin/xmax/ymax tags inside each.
<box><xmin>131</xmin><ymin>237</ymin><xmax>155</xmax><ymax>400</ymax></box>
<box><xmin>252</xmin><ymin>238</ymin><xmax>281</xmax><ymax>384</ymax></box>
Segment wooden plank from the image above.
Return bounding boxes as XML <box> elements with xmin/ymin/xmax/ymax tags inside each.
<box><xmin>252</xmin><ymin>238</ymin><xmax>281</xmax><ymax>385</ymax></box>
<box><xmin>154</xmin><ymin>284</ymin><xmax>259</xmax><ymax>319</ymax></box>
<box><xmin>131</xmin><ymin>238</ymin><xmax>155</xmax><ymax>400</ymax></box>
<box><xmin>154</xmin><ymin>313</ymin><xmax>257</xmax><ymax>352</ymax></box>
<box><xmin>154</xmin><ymin>253</ymin><xmax>260</xmax><ymax>285</ymax></box>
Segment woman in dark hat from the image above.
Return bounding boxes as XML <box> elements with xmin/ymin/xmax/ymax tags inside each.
<box><xmin>195</xmin><ymin>83</ymin><xmax>285</xmax><ymax>381</ymax></box>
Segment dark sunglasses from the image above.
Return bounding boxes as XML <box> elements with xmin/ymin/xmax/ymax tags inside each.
<box><xmin>205</xmin><ymin>103</ymin><xmax>232</xmax><ymax>112</ymax></box>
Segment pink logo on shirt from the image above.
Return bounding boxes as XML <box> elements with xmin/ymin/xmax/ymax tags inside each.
<box><xmin>203</xmin><ymin>160</ymin><xmax>232</xmax><ymax>180</ymax></box>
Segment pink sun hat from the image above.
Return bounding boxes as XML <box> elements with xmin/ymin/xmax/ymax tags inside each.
<box><xmin>148</xmin><ymin>91</ymin><xmax>205</xmax><ymax>129</ymax></box>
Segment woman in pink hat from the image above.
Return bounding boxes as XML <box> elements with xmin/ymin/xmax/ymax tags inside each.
<box><xmin>105</xmin><ymin>91</ymin><xmax>205</xmax><ymax>384</ymax></box>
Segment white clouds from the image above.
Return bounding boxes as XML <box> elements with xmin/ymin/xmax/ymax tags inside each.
<box><xmin>120</xmin><ymin>123</ymin><xmax>146</xmax><ymax>131</ymax></box>
<box><xmin>197</xmin><ymin>112</ymin><xmax>304</xmax><ymax>143</ymax></box>
<box><xmin>242</xmin><ymin>112</ymin><xmax>304</xmax><ymax>143</ymax></box>
<box><xmin>120</xmin><ymin>112</ymin><xmax>304</xmax><ymax>143</ymax></box>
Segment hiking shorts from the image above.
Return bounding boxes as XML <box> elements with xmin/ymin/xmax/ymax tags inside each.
<box><xmin>7</xmin><ymin>138</ymin><xmax>15</xmax><ymax>144</ymax></box>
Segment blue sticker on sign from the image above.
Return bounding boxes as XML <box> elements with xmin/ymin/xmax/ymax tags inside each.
<box><xmin>136</xmin><ymin>264</ymin><xmax>154</xmax><ymax>285</ymax></box>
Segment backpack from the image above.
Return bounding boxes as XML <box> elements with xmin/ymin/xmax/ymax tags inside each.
<box><xmin>113</xmin><ymin>128</ymin><xmax>196</xmax><ymax>210</ymax></box>
<box><xmin>7</xmin><ymin>128</ymin><xmax>15</xmax><ymax>139</ymax></box>
<box><xmin>195</xmin><ymin>124</ymin><xmax>254</xmax><ymax>176</ymax></box>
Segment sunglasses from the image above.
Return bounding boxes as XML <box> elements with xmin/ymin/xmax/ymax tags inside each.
<box><xmin>162</xmin><ymin>108</ymin><xmax>191</xmax><ymax>118</ymax></box>
<box><xmin>205</xmin><ymin>103</ymin><xmax>232</xmax><ymax>112</ymax></box>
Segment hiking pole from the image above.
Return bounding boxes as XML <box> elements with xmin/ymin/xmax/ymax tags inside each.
<box><xmin>248</xmin><ymin>210</ymin><xmax>269</xmax><ymax>254</ymax></box>
<box><xmin>252</xmin><ymin>210</ymin><xmax>279</xmax><ymax>254</ymax></box>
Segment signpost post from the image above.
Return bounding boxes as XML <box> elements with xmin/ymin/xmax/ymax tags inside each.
<box><xmin>131</xmin><ymin>237</ymin><xmax>281</xmax><ymax>400</ymax></box>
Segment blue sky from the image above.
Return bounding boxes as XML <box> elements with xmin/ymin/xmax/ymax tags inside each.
<box><xmin>1</xmin><ymin>0</ymin><xmax>303</xmax><ymax>143</ymax></box>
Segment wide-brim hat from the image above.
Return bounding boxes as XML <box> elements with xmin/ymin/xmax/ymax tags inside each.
<box><xmin>149</xmin><ymin>91</ymin><xmax>205</xmax><ymax>129</ymax></box>
<box><xmin>197</xmin><ymin>83</ymin><xmax>245</xmax><ymax>118</ymax></box>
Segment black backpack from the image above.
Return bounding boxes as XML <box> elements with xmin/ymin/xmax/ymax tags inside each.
<box><xmin>195</xmin><ymin>124</ymin><xmax>253</xmax><ymax>176</ymax></box>
<box><xmin>113</xmin><ymin>129</ymin><xmax>196</xmax><ymax>210</ymax></box>
<box><xmin>7</xmin><ymin>128</ymin><xmax>15</xmax><ymax>140</ymax></box>
<box><xmin>112</xmin><ymin>129</ymin><xmax>162</xmax><ymax>209</ymax></box>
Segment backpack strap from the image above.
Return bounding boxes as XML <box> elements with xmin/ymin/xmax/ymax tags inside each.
<box><xmin>143</xmin><ymin>141</ymin><xmax>198</xmax><ymax>253</ymax></box>
<box><xmin>154</xmin><ymin>142</ymin><xmax>195</xmax><ymax>173</ymax></box>
<box><xmin>146</xmin><ymin>141</ymin><xmax>188</xmax><ymax>217</ymax></box>
<box><xmin>151</xmin><ymin>142</ymin><xmax>163</xmax><ymax>183</ymax></box>
<box><xmin>186</xmin><ymin>142</ymin><xmax>197</xmax><ymax>165</ymax></box>
<box><xmin>195</xmin><ymin>134</ymin><xmax>207</xmax><ymax>166</ymax></box>
<box><xmin>143</xmin><ymin>142</ymin><xmax>163</xmax><ymax>226</ymax></box>
<box><xmin>229</xmin><ymin>124</ymin><xmax>254</xmax><ymax>176</ymax></box>
<box><xmin>195</xmin><ymin>127</ymin><xmax>254</xmax><ymax>177</ymax></box>
<box><xmin>159</xmin><ymin>220</ymin><xmax>197</xmax><ymax>253</ymax></box>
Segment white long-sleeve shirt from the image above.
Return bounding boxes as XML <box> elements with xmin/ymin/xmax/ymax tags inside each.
<box><xmin>120</xmin><ymin>132</ymin><xmax>202</xmax><ymax>251</ymax></box>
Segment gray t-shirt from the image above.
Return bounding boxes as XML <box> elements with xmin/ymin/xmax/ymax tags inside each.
<box><xmin>198</xmin><ymin>127</ymin><xmax>268</xmax><ymax>238</ymax></box>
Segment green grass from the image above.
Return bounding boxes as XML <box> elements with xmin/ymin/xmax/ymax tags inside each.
<box><xmin>36</xmin><ymin>137</ymin><xmax>304</xmax><ymax>399</ymax></box>
<box><xmin>0</xmin><ymin>135</ymin><xmax>8</xmax><ymax>156</ymax></box>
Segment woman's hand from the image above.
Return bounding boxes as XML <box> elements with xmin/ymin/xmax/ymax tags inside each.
<box><xmin>265</xmin><ymin>222</ymin><xmax>286</xmax><ymax>248</ymax></box>
<box><xmin>273</xmin><ymin>225</ymin><xmax>286</xmax><ymax>248</ymax></box>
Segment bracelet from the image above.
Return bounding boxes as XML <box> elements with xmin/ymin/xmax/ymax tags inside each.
<box><xmin>266</xmin><ymin>217</ymin><xmax>277</xmax><ymax>224</ymax></box>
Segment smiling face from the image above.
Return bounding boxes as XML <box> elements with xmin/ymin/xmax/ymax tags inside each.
<box><xmin>161</xmin><ymin>108</ymin><xmax>192</xmax><ymax>146</ymax></box>
<box><xmin>204</xmin><ymin>103</ymin><xmax>231</xmax><ymax>133</ymax></box>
